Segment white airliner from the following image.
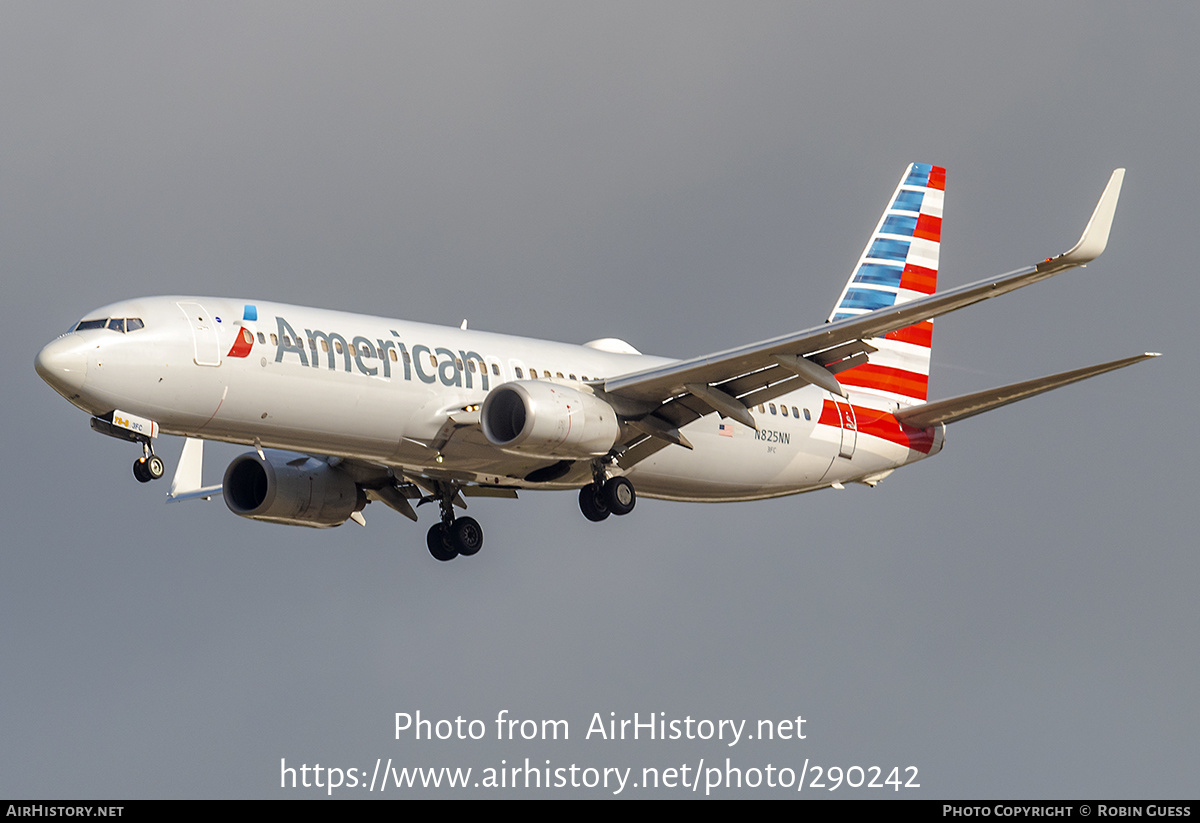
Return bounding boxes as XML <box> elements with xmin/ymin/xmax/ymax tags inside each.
<box><xmin>35</xmin><ymin>164</ymin><xmax>1156</xmax><ymax>561</ymax></box>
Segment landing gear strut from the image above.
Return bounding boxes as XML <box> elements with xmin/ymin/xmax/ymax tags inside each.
<box><xmin>425</xmin><ymin>482</ymin><xmax>484</xmax><ymax>562</ymax></box>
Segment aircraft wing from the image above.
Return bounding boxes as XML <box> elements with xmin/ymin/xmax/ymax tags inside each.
<box><xmin>602</xmin><ymin>169</ymin><xmax>1126</xmax><ymax>449</ymax></box>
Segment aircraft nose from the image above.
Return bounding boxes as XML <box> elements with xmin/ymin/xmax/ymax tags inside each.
<box><xmin>35</xmin><ymin>334</ymin><xmax>89</xmax><ymax>399</ymax></box>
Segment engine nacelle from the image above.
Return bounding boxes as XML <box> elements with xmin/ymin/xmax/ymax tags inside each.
<box><xmin>481</xmin><ymin>381</ymin><xmax>620</xmax><ymax>459</ymax></box>
<box><xmin>223</xmin><ymin>450</ymin><xmax>363</xmax><ymax>528</ymax></box>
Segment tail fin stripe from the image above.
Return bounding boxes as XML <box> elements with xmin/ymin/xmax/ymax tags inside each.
<box><xmin>881</xmin><ymin>214</ymin><xmax>919</xmax><ymax>236</ymax></box>
<box><xmin>839</xmin><ymin>364</ymin><xmax>928</xmax><ymax>398</ymax></box>
<box><xmin>899</xmin><ymin>264</ymin><xmax>937</xmax><ymax>294</ymax></box>
<box><xmin>904</xmin><ymin>164</ymin><xmax>934</xmax><ymax>187</ymax></box>
<box><xmin>914</xmin><ymin>213</ymin><xmax>942</xmax><ymax>242</ymax></box>
<box><xmin>885</xmin><ymin>321</ymin><xmax>933</xmax><ymax>347</ymax></box>
<box><xmin>867</xmin><ymin>238</ymin><xmax>911</xmax><ymax>262</ymax></box>
<box><xmin>891</xmin><ymin>189</ymin><xmax>925</xmax><ymax>213</ymax></box>
<box><xmin>853</xmin><ymin>263</ymin><xmax>905</xmax><ymax>286</ymax></box>
<box><xmin>840</xmin><ymin>288</ymin><xmax>900</xmax><ymax>312</ymax></box>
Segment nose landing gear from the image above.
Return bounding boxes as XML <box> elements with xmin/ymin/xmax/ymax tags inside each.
<box><xmin>133</xmin><ymin>451</ymin><xmax>165</xmax><ymax>483</ymax></box>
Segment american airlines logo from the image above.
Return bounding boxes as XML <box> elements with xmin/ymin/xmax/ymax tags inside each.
<box><xmin>270</xmin><ymin>315</ymin><xmax>492</xmax><ymax>391</ymax></box>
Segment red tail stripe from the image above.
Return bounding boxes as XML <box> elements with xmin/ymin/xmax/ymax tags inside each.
<box><xmin>885</xmin><ymin>321</ymin><xmax>933</xmax><ymax>348</ymax></box>
<box><xmin>839</xmin><ymin>363</ymin><xmax>929</xmax><ymax>400</ymax></box>
<box><xmin>899</xmin><ymin>263</ymin><xmax>937</xmax><ymax>294</ymax></box>
<box><xmin>914</xmin><ymin>213</ymin><xmax>941</xmax><ymax>242</ymax></box>
<box><xmin>928</xmin><ymin>166</ymin><xmax>946</xmax><ymax>191</ymax></box>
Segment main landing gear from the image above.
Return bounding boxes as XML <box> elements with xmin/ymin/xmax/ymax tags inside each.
<box><xmin>578</xmin><ymin>475</ymin><xmax>636</xmax><ymax>522</ymax></box>
<box><xmin>425</xmin><ymin>482</ymin><xmax>483</xmax><ymax>562</ymax></box>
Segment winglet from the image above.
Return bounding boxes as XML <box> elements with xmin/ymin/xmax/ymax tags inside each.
<box><xmin>1038</xmin><ymin>168</ymin><xmax>1125</xmax><ymax>272</ymax></box>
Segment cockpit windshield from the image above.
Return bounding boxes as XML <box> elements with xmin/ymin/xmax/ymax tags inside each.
<box><xmin>72</xmin><ymin>317</ymin><xmax>144</xmax><ymax>333</ymax></box>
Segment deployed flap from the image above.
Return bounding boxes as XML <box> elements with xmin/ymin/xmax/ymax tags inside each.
<box><xmin>894</xmin><ymin>353</ymin><xmax>1158</xmax><ymax>428</ymax></box>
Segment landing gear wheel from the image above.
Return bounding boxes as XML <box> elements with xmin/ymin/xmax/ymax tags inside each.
<box><xmin>579</xmin><ymin>485</ymin><xmax>610</xmax><ymax>522</ymax></box>
<box><xmin>133</xmin><ymin>458</ymin><xmax>152</xmax><ymax>483</ymax></box>
<box><xmin>146</xmin><ymin>454</ymin><xmax>165</xmax><ymax>480</ymax></box>
<box><xmin>603</xmin><ymin>477</ymin><xmax>636</xmax><ymax>516</ymax></box>
<box><xmin>450</xmin><ymin>516</ymin><xmax>483</xmax><ymax>556</ymax></box>
<box><xmin>426</xmin><ymin>523</ymin><xmax>458</xmax><ymax>562</ymax></box>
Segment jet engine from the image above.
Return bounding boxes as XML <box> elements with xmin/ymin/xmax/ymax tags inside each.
<box><xmin>481</xmin><ymin>381</ymin><xmax>620</xmax><ymax>459</ymax></box>
<box><xmin>223</xmin><ymin>450</ymin><xmax>364</xmax><ymax>528</ymax></box>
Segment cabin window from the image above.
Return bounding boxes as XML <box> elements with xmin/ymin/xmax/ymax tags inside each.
<box><xmin>491</xmin><ymin>363</ymin><xmax>500</xmax><ymax>376</ymax></box>
<box><xmin>257</xmin><ymin>332</ymin><xmax>265</xmax><ymax>344</ymax></box>
<box><xmin>467</xmin><ymin>359</ymin><xmax>476</xmax><ymax>373</ymax></box>
<box><xmin>769</xmin><ymin>403</ymin><xmax>777</xmax><ymax>415</ymax></box>
<box><xmin>757</xmin><ymin>404</ymin><xmax>765</xmax><ymax>413</ymax></box>
<box><xmin>556</xmin><ymin>371</ymin><xmax>564</xmax><ymax>379</ymax></box>
<box><xmin>403</xmin><ymin>351</ymin><xmax>411</xmax><ymax>364</ymax></box>
<box><xmin>781</xmin><ymin>405</ymin><xmax>789</xmax><ymax>417</ymax></box>
<box><xmin>455</xmin><ymin>357</ymin><xmax>463</xmax><ymax>369</ymax></box>
<box><xmin>515</xmin><ymin>367</ymin><xmax>524</xmax><ymax>378</ymax></box>
<box><xmin>389</xmin><ymin>349</ymin><xmax>398</xmax><ymax>362</ymax></box>
<box><xmin>569</xmin><ymin>374</ymin><xmax>576</xmax><ymax>381</ymax></box>
<box><xmin>803</xmin><ymin>408</ymin><xmax>811</xmax><ymax>421</ymax></box>
<box><xmin>792</xmin><ymin>406</ymin><xmax>800</xmax><ymax>418</ymax></box>
<box><xmin>270</xmin><ymin>334</ymin><xmax>278</xmax><ymax>345</ymax></box>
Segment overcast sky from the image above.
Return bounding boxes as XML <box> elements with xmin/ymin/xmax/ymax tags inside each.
<box><xmin>3</xmin><ymin>2</ymin><xmax>1196</xmax><ymax>798</ymax></box>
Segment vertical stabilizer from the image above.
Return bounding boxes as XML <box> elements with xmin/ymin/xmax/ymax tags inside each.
<box><xmin>828</xmin><ymin>163</ymin><xmax>944</xmax><ymax>405</ymax></box>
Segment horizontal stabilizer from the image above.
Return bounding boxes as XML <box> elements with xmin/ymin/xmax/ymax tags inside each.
<box><xmin>894</xmin><ymin>353</ymin><xmax>1159</xmax><ymax>428</ymax></box>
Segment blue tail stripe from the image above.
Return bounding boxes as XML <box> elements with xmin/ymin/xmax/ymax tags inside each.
<box><xmin>880</xmin><ymin>214</ymin><xmax>918</xmax><ymax>237</ymax></box>
<box><xmin>853</xmin><ymin>263</ymin><xmax>904</xmax><ymax>287</ymax></box>
<box><xmin>904</xmin><ymin>165</ymin><xmax>931</xmax><ymax>187</ymax></box>
<box><xmin>840</xmin><ymin>288</ymin><xmax>897</xmax><ymax>311</ymax></box>
<box><xmin>867</xmin><ymin>238</ymin><xmax>911</xmax><ymax>262</ymax></box>
<box><xmin>891</xmin><ymin>190</ymin><xmax>925</xmax><ymax>213</ymax></box>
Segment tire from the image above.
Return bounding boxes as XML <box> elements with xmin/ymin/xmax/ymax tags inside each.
<box><xmin>426</xmin><ymin>523</ymin><xmax>458</xmax><ymax>562</ymax></box>
<box><xmin>579</xmin><ymin>485</ymin><xmax>610</xmax><ymax>522</ymax></box>
<box><xmin>450</xmin><ymin>516</ymin><xmax>483</xmax><ymax>556</ymax></box>
<box><xmin>146</xmin><ymin>454</ymin><xmax>165</xmax><ymax>480</ymax></box>
<box><xmin>603</xmin><ymin>476</ymin><xmax>636</xmax><ymax>516</ymax></box>
<box><xmin>133</xmin><ymin>458</ymin><xmax>152</xmax><ymax>483</ymax></box>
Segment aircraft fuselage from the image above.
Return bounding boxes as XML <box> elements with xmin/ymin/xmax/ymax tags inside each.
<box><xmin>36</xmin><ymin>295</ymin><xmax>941</xmax><ymax>502</ymax></box>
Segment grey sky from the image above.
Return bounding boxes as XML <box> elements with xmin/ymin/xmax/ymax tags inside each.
<box><xmin>2</xmin><ymin>2</ymin><xmax>1195</xmax><ymax>798</ymax></box>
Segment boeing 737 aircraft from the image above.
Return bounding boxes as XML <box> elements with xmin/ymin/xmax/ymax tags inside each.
<box><xmin>35</xmin><ymin>164</ymin><xmax>1156</xmax><ymax>561</ymax></box>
